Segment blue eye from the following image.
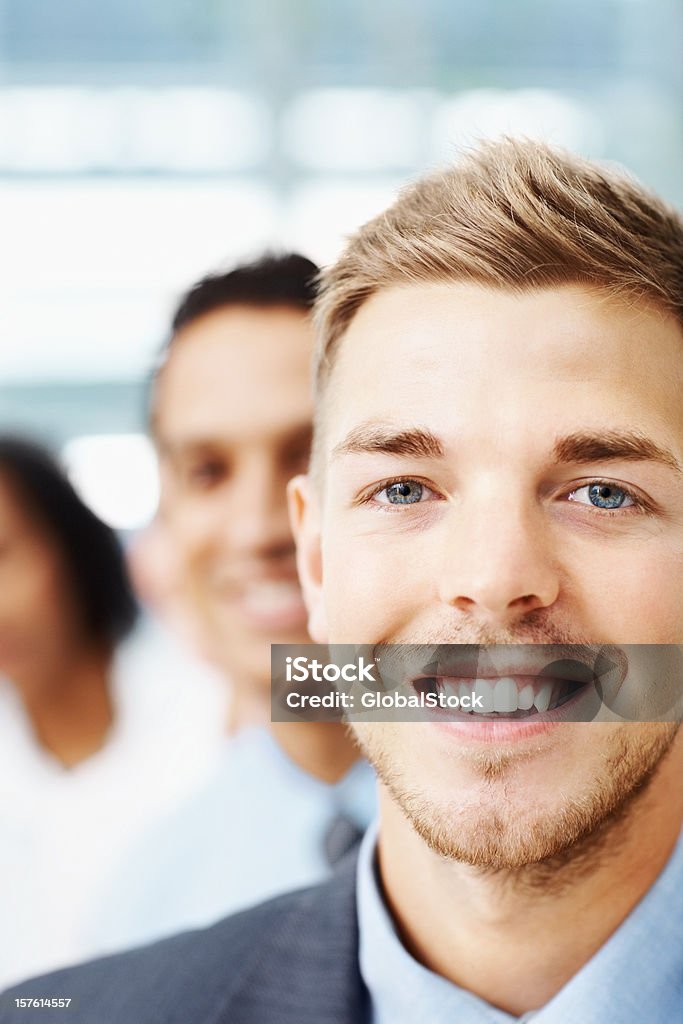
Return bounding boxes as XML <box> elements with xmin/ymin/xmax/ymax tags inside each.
<box><xmin>589</xmin><ymin>483</ymin><xmax>628</xmax><ymax>508</ymax></box>
<box><xmin>569</xmin><ymin>483</ymin><xmax>635</xmax><ymax>510</ymax></box>
<box><xmin>361</xmin><ymin>477</ymin><xmax>441</xmax><ymax>508</ymax></box>
<box><xmin>380</xmin><ymin>480</ymin><xmax>425</xmax><ymax>505</ymax></box>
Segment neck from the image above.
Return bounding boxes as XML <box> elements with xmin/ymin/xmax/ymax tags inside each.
<box><xmin>377</xmin><ymin>737</ymin><xmax>683</xmax><ymax>1016</ymax></box>
<box><xmin>226</xmin><ymin>676</ymin><xmax>360</xmax><ymax>782</ymax></box>
<box><xmin>225</xmin><ymin>680</ymin><xmax>271</xmax><ymax>735</ymax></box>
<box><xmin>271</xmin><ymin>721</ymin><xmax>360</xmax><ymax>783</ymax></box>
<box><xmin>12</xmin><ymin>648</ymin><xmax>113</xmax><ymax>768</ymax></box>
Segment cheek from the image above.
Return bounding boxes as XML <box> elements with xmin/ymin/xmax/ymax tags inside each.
<box><xmin>323</xmin><ymin>523</ymin><xmax>435</xmax><ymax>641</ymax></box>
<box><xmin>614</xmin><ymin>646</ymin><xmax>683</xmax><ymax>721</ymax></box>
<box><xmin>571</xmin><ymin>544</ymin><xmax>683</xmax><ymax>642</ymax></box>
<box><xmin>175</xmin><ymin>505</ymin><xmax>224</xmax><ymax>569</ymax></box>
<box><xmin>3</xmin><ymin>558</ymin><xmax>65</xmax><ymax>630</ymax></box>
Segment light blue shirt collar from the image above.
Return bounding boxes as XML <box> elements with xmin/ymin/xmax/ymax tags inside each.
<box><xmin>357</xmin><ymin>823</ymin><xmax>683</xmax><ymax>1023</ymax></box>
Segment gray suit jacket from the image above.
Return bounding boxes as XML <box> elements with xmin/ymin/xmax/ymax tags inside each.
<box><xmin>0</xmin><ymin>853</ymin><xmax>368</xmax><ymax>1024</ymax></box>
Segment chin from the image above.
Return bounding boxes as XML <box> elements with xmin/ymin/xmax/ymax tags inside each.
<box><xmin>400</xmin><ymin>778</ymin><xmax>604</xmax><ymax>869</ymax></box>
<box><xmin>224</xmin><ymin>648</ymin><xmax>271</xmax><ymax>691</ymax></box>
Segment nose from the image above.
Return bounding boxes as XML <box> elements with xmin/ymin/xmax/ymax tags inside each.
<box><xmin>223</xmin><ymin>456</ymin><xmax>294</xmax><ymax>557</ymax></box>
<box><xmin>438</xmin><ymin>494</ymin><xmax>560</xmax><ymax>627</ymax></box>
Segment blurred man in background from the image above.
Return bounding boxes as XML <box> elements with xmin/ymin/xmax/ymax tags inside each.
<box><xmin>153</xmin><ymin>254</ymin><xmax>318</xmax><ymax>728</ymax></box>
<box><xmin>0</xmin><ymin>438</ymin><xmax>222</xmax><ymax>988</ymax></box>
<box><xmin>86</xmin><ymin>253</ymin><xmax>374</xmax><ymax>954</ymax></box>
<box><xmin>126</xmin><ymin>513</ymin><xmax>219</xmax><ymax>664</ymax></box>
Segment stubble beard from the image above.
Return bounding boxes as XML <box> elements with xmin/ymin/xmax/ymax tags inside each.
<box><xmin>357</xmin><ymin>616</ymin><xmax>679</xmax><ymax>888</ymax></box>
<box><xmin>359</xmin><ymin>722</ymin><xmax>679</xmax><ymax>890</ymax></box>
<box><xmin>352</xmin><ymin>610</ymin><xmax>679</xmax><ymax>892</ymax></box>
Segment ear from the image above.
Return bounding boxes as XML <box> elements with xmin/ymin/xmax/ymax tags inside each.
<box><xmin>287</xmin><ymin>474</ymin><xmax>328</xmax><ymax>643</ymax></box>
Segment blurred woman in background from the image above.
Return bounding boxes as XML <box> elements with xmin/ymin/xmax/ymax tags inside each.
<box><xmin>0</xmin><ymin>436</ymin><xmax>225</xmax><ymax>987</ymax></box>
<box><xmin>0</xmin><ymin>435</ymin><xmax>138</xmax><ymax>766</ymax></box>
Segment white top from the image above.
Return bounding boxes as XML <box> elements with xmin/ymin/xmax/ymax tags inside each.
<box><xmin>84</xmin><ymin>727</ymin><xmax>376</xmax><ymax>958</ymax></box>
<box><xmin>0</xmin><ymin>616</ymin><xmax>228</xmax><ymax>988</ymax></box>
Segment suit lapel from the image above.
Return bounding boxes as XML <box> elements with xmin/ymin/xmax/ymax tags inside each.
<box><xmin>215</xmin><ymin>853</ymin><xmax>368</xmax><ymax>1024</ymax></box>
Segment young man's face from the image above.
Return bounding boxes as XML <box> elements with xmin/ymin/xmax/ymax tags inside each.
<box><xmin>154</xmin><ymin>304</ymin><xmax>314</xmax><ymax>689</ymax></box>
<box><xmin>291</xmin><ymin>282</ymin><xmax>683</xmax><ymax>867</ymax></box>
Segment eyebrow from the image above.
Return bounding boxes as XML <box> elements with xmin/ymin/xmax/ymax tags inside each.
<box><xmin>159</xmin><ymin>421</ymin><xmax>313</xmax><ymax>458</ymax></box>
<box><xmin>166</xmin><ymin>441</ymin><xmax>221</xmax><ymax>458</ymax></box>
<box><xmin>553</xmin><ymin>431</ymin><xmax>682</xmax><ymax>473</ymax></box>
<box><xmin>331</xmin><ymin>424</ymin><xmax>445</xmax><ymax>461</ymax></box>
<box><xmin>331</xmin><ymin>424</ymin><xmax>682</xmax><ymax>474</ymax></box>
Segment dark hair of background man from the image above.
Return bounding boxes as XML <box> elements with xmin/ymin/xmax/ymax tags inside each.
<box><xmin>146</xmin><ymin>252</ymin><xmax>320</xmax><ymax>425</ymax></box>
<box><xmin>170</xmin><ymin>252</ymin><xmax>320</xmax><ymax>337</ymax></box>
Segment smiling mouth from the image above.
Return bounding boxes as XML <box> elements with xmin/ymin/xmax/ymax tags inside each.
<box><xmin>412</xmin><ymin>674</ymin><xmax>591</xmax><ymax>718</ymax></box>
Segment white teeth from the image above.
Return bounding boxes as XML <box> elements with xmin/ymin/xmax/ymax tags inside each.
<box><xmin>241</xmin><ymin>581</ymin><xmax>302</xmax><ymax>613</ymax></box>
<box><xmin>533</xmin><ymin>683</ymin><xmax>552</xmax><ymax>713</ymax></box>
<box><xmin>517</xmin><ymin>684</ymin><xmax>535</xmax><ymax>711</ymax></box>
<box><xmin>493</xmin><ymin>677</ymin><xmax>518</xmax><ymax>713</ymax></box>
<box><xmin>473</xmin><ymin>678</ymin><xmax>495</xmax><ymax>714</ymax></box>
<box><xmin>432</xmin><ymin>677</ymin><xmax>565</xmax><ymax>716</ymax></box>
<box><xmin>441</xmin><ymin>680</ymin><xmax>460</xmax><ymax>702</ymax></box>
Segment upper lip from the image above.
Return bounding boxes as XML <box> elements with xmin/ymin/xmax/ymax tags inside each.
<box><xmin>373</xmin><ymin>643</ymin><xmax>625</xmax><ymax>687</ymax></box>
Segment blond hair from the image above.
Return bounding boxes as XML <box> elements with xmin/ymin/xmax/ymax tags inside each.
<box><xmin>314</xmin><ymin>138</ymin><xmax>683</xmax><ymax>399</ymax></box>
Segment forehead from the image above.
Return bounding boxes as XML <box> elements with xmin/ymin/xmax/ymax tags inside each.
<box><xmin>324</xmin><ymin>283</ymin><xmax>683</xmax><ymax>456</ymax></box>
<box><xmin>155</xmin><ymin>304</ymin><xmax>314</xmax><ymax>448</ymax></box>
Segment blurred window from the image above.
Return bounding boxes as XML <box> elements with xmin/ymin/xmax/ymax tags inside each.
<box><xmin>1</xmin><ymin>0</ymin><xmax>681</xmax><ymax>527</ymax></box>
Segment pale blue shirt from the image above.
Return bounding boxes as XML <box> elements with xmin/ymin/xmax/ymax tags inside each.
<box><xmin>86</xmin><ymin>727</ymin><xmax>375</xmax><ymax>956</ymax></box>
<box><xmin>357</xmin><ymin>824</ymin><xmax>683</xmax><ymax>1023</ymax></box>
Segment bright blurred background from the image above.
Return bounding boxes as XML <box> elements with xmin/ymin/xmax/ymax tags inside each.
<box><xmin>1</xmin><ymin>0</ymin><xmax>681</xmax><ymax>531</ymax></box>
